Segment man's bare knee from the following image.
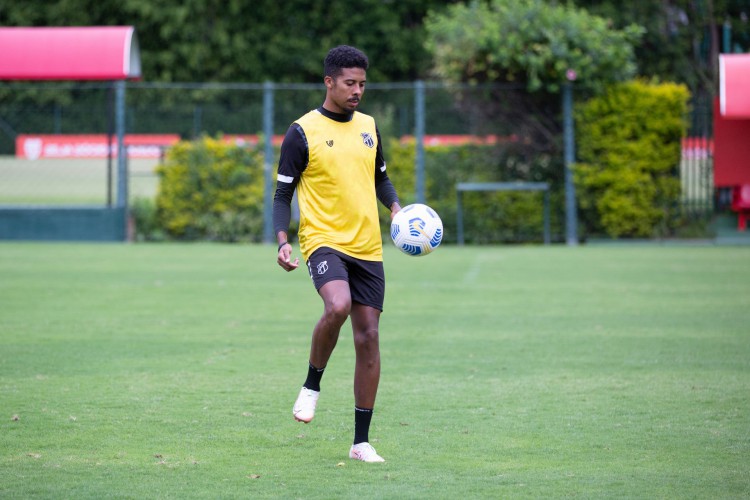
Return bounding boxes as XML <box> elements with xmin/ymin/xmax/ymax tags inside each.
<box><xmin>354</xmin><ymin>326</ymin><xmax>379</xmax><ymax>350</ymax></box>
<box><xmin>324</xmin><ymin>296</ymin><xmax>351</xmax><ymax>323</ymax></box>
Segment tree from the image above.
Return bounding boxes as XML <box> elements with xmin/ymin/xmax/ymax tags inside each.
<box><xmin>574</xmin><ymin>0</ymin><xmax>750</xmax><ymax>96</ymax></box>
<box><xmin>424</xmin><ymin>0</ymin><xmax>644</xmax><ymax>93</ymax></box>
<box><xmin>421</xmin><ymin>0</ymin><xmax>644</xmax><ymax>156</ymax></box>
<box><xmin>0</xmin><ymin>0</ymin><xmax>461</xmax><ymax>83</ymax></box>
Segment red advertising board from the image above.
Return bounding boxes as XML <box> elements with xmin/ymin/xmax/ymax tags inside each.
<box><xmin>16</xmin><ymin>134</ymin><xmax>180</xmax><ymax>160</ymax></box>
<box><xmin>220</xmin><ymin>135</ymin><xmax>285</xmax><ymax>147</ymax></box>
<box><xmin>15</xmin><ymin>134</ymin><xmax>291</xmax><ymax>160</ymax></box>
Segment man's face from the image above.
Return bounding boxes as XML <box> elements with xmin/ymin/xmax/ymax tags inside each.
<box><xmin>324</xmin><ymin>67</ymin><xmax>366</xmax><ymax>114</ymax></box>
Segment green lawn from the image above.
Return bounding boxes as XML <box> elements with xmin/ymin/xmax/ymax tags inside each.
<box><xmin>0</xmin><ymin>157</ymin><xmax>158</xmax><ymax>205</ymax></box>
<box><xmin>1</xmin><ymin>243</ymin><xmax>748</xmax><ymax>498</ymax></box>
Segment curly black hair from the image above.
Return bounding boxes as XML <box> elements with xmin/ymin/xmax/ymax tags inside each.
<box><xmin>323</xmin><ymin>45</ymin><xmax>369</xmax><ymax>79</ymax></box>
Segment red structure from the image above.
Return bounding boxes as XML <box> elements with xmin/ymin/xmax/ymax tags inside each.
<box><xmin>0</xmin><ymin>26</ymin><xmax>140</xmax><ymax>80</ymax></box>
<box><xmin>0</xmin><ymin>26</ymin><xmax>141</xmax><ymax>241</ymax></box>
<box><xmin>715</xmin><ymin>54</ymin><xmax>750</xmax><ymax>230</ymax></box>
<box><xmin>731</xmin><ymin>184</ymin><xmax>750</xmax><ymax>231</ymax></box>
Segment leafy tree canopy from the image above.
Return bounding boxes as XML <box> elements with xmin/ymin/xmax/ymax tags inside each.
<box><xmin>574</xmin><ymin>0</ymin><xmax>750</xmax><ymax>96</ymax></box>
<box><xmin>1</xmin><ymin>0</ymin><xmax>746</xmax><ymax>93</ymax></box>
<box><xmin>0</xmin><ymin>0</ymin><xmax>460</xmax><ymax>83</ymax></box>
<box><xmin>424</xmin><ymin>0</ymin><xmax>644</xmax><ymax>93</ymax></box>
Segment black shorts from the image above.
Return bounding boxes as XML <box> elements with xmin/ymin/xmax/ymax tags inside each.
<box><xmin>306</xmin><ymin>247</ymin><xmax>385</xmax><ymax>311</ymax></box>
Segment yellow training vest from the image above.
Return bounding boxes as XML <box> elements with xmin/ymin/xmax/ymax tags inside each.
<box><xmin>294</xmin><ymin>109</ymin><xmax>382</xmax><ymax>261</ymax></box>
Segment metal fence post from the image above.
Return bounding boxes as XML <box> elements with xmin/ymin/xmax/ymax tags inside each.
<box><xmin>107</xmin><ymin>82</ymin><xmax>114</xmax><ymax>207</ymax></box>
<box><xmin>415</xmin><ymin>80</ymin><xmax>425</xmax><ymax>204</ymax></box>
<box><xmin>115</xmin><ymin>80</ymin><xmax>127</xmax><ymax>210</ymax></box>
<box><xmin>263</xmin><ymin>81</ymin><xmax>275</xmax><ymax>244</ymax></box>
<box><xmin>543</xmin><ymin>190</ymin><xmax>551</xmax><ymax>245</ymax></box>
<box><xmin>456</xmin><ymin>189</ymin><xmax>464</xmax><ymax>245</ymax></box>
<box><xmin>562</xmin><ymin>83</ymin><xmax>578</xmax><ymax>246</ymax></box>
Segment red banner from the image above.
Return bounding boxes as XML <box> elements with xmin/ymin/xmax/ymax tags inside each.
<box><xmin>16</xmin><ymin>134</ymin><xmax>715</xmax><ymax>161</ymax></box>
<box><xmin>220</xmin><ymin>135</ymin><xmax>285</xmax><ymax>147</ymax></box>
<box><xmin>16</xmin><ymin>134</ymin><xmax>180</xmax><ymax>160</ymax></box>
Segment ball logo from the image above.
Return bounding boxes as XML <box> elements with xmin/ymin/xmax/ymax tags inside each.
<box><xmin>408</xmin><ymin>217</ymin><xmax>428</xmax><ymax>238</ymax></box>
<box><xmin>317</xmin><ymin>261</ymin><xmax>328</xmax><ymax>275</ymax></box>
<box><xmin>360</xmin><ymin>132</ymin><xmax>374</xmax><ymax>148</ymax></box>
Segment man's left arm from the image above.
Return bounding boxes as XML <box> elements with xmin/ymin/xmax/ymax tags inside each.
<box><xmin>374</xmin><ymin>128</ymin><xmax>401</xmax><ymax>218</ymax></box>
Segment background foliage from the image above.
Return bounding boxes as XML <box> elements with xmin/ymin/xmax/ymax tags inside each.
<box><xmin>574</xmin><ymin>80</ymin><xmax>690</xmax><ymax>238</ymax></box>
<box><xmin>0</xmin><ymin>0</ymin><xmax>459</xmax><ymax>83</ymax></box>
<box><xmin>576</xmin><ymin>0</ymin><xmax>750</xmax><ymax>97</ymax></box>
<box><xmin>420</xmin><ymin>0</ymin><xmax>645</xmax><ymax>174</ymax></box>
<box><xmin>155</xmin><ymin>136</ymin><xmax>264</xmax><ymax>242</ymax></box>
<box><xmin>0</xmin><ymin>0</ymin><xmax>746</xmax><ymax>91</ymax></box>
<box><xmin>384</xmin><ymin>138</ymin><xmax>564</xmax><ymax>244</ymax></box>
<box><xmin>424</xmin><ymin>0</ymin><xmax>643</xmax><ymax>92</ymax></box>
<box><xmin>2</xmin><ymin>0</ymin><xmax>745</xmax><ymax>241</ymax></box>
<box><xmin>150</xmin><ymin>136</ymin><xmax>562</xmax><ymax>244</ymax></box>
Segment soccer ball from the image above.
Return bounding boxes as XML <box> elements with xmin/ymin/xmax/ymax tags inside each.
<box><xmin>390</xmin><ymin>203</ymin><xmax>443</xmax><ymax>256</ymax></box>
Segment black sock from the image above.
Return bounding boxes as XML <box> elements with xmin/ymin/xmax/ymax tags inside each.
<box><xmin>302</xmin><ymin>362</ymin><xmax>325</xmax><ymax>392</ymax></box>
<box><xmin>353</xmin><ymin>406</ymin><xmax>373</xmax><ymax>445</ymax></box>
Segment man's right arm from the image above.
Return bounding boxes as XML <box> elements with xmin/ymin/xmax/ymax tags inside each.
<box><xmin>273</xmin><ymin>124</ymin><xmax>307</xmax><ymax>271</ymax></box>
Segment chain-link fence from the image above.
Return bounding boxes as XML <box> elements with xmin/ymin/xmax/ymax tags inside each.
<box><xmin>0</xmin><ymin>80</ymin><xmax>711</xmax><ymax>241</ymax></box>
<box><xmin>0</xmin><ymin>81</ymin><xmax>529</xmax><ymax>153</ymax></box>
<box><xmin>681</xmin><ymin>94</ymin><xmax>714</xmax><ymax>216</ymax></box>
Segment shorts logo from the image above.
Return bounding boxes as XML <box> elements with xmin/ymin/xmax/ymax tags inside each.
<box><xmin>361</xmin><ymin>132</ymin><xmax>374</xmax><ymax>148</ymax></box>
<box><xmin>317</xmin><ymin>261</ymin><xmax>328</xmax><ymax>275</ymax></box>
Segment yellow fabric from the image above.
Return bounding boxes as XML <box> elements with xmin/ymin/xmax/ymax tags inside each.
<box><xmin>295</xmin><ymin>109</ymin><xmax>382</xmax><ymax>262</ymax></box>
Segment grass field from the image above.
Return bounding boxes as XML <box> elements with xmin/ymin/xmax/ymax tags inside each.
<box><xmin>1</xmin><ymin>243</ymin><xmax>749</xmax><ymax>498</ymax></box>
<box><xmin>0</xmin><ymin>156</ymin><xmax>159</xmax><ymax>205</ymax></box>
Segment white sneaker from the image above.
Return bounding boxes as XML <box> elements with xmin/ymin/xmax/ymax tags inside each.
<box><xmin>349</xmin><ymin>442</ymin><xmax>385</xmax><ymax>463</ymax></box>
<box><xmin>292</xmin><ymin>387</ymin><xmax>319</xmax><ymax>423</ymax></box>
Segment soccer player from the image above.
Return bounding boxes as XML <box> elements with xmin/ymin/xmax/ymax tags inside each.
<box><xmin>273</xmin><ymin>45</ymin><xmax>401</xmax><ymax>463</ymax></box>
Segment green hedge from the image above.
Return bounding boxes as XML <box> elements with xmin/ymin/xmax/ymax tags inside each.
<box><xmin>155</xmin><ymin>136</ymin><xmax>265</xmax><ymax>242</ymax></box>
<box><xmin>146</xmin><ymin>90</ymin><xmax>695</xmax><ymax>243</ymax></box>
<box><xmin>574</xmin><ymin>80</ymin><xmax>690</xmax><ymax>238</ymax></box>
<box><xmin>384</xmin><ymin>138</ymin><xmax>565</xmax><ymax>244</ymax></box>
<box><xmin>148</xmin><ymin>136</ymin><xmax>564</xmax><ymax>244</ymax></box>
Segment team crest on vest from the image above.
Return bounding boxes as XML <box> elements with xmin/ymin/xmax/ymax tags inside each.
<box><xmin>317</xmin><ymin>260</ymin><xmax>328</xmax><ymax>275</ymax></box>
<box><xmin>326</xmin><ymin>140</ymin><xmax>334</xmax><ymax>147</ymax></box>
<box><xmin>360</xmin><ymin>132</ymin><xmax>375</xmax><ymax>148</ymax></box>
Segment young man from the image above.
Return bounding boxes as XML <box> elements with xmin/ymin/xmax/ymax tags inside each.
<box><xmin>272</xmin><ymin>45</ymin><xmax>401</xmax><ymax>463</ymax></box>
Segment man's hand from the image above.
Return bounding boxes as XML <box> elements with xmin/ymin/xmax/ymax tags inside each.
<box><xmin>390</xmin><ymin>202</ymin><xmax>402</xmax><ymax>220</ymax></box>
<box><xmin>277</xmin><ymin>242</ymin><xmax>300</xmax><ymax>272</ymax></box>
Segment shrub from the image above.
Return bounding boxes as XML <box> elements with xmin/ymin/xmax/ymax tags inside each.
<box><xmin>574</xmin><ymin>80</ymin><xmax>690</xmax><ymax>238</ymax></box>
<box><xmin>385</xmin><ymin>138</ymin><xmax>564</xmax><ymax>244</ymax></box>
<box><xmin>152</xmin><ymin>136</ymin><xmax>564</xmax><ymax>245</ymax></box>
<box><xmin>155</xmin><ymin>136</ymin><xmax>265</xmax><ymax>242</ymax></box>
<box><xmin>130</xmin><ymin>196</ymin><xmax>165</xmax><ymax>242</ymax></box>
